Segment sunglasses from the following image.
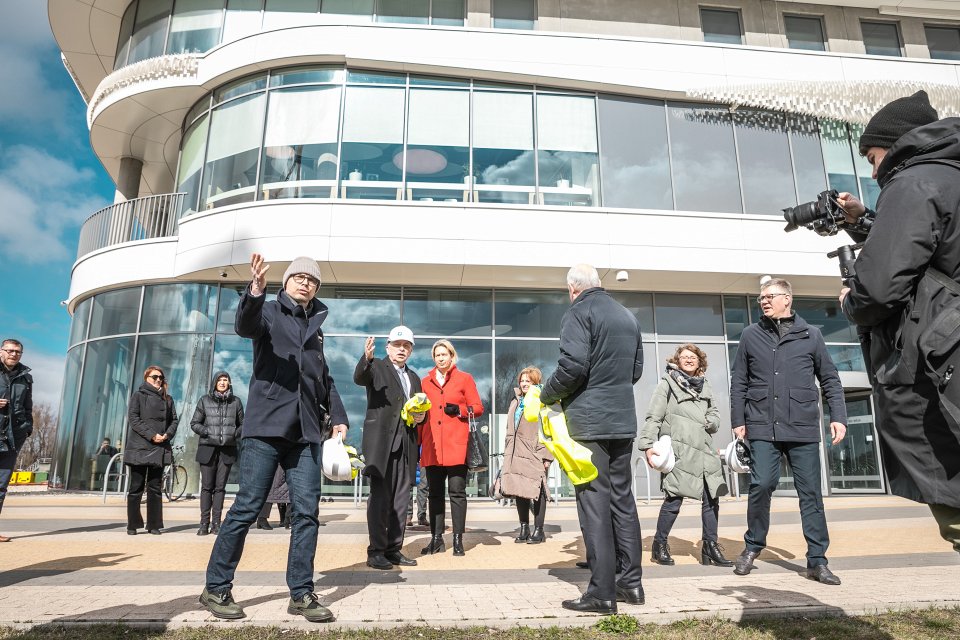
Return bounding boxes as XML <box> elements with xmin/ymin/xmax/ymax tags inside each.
<box><xmin>147</xmin><ymin>374</ymin><xmax>164</xmax><ymax>381</ymax></box>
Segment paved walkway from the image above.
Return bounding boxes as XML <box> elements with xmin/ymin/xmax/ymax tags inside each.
<box><xmin>0</xmin><ymin>492</ymin><xmax>957</xmax><ymax>629</ymax></box>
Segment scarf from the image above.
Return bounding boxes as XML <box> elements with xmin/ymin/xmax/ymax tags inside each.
<box><xmin>666</xmin><ymin>362</ymin><xmax>704</xmax><ymax>396</ymax></box>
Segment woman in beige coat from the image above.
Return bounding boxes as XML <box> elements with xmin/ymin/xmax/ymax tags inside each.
<box><xmin>501</xmin><ymin>367</ymin><xmax>554</xmax><ymax>544</ymax></box>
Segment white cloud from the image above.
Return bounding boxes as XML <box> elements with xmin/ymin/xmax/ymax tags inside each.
<box><xmin>20</xmin><ymin>346</ymin><xmax>67</xmax><ymax>411</ymax></box>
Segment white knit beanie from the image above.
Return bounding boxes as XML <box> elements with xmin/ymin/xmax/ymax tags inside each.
<box><xmin>282</xmin><ymin>256</ymin><xmax>322</xmax><ymax>288</ymax></box>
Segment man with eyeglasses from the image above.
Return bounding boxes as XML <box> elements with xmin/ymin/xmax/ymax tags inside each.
<box><xmin>730</xmin><ymin>278</ymin><xmax>847</xmax><ymax>585</ymax></box>
<box><xmin>201</xmin><ymin>255</ymin><xmax>349</xmax><ymax>622</ymax></box>
<box><xmin>0</xmin><ymin>339</ymin><xmax>32</xmax><ymax>543</ymax></box>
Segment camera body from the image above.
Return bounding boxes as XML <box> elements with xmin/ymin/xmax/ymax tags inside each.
<box><xmin>784</xmin><ymin>189</ymin><xmax>860</xmax><ymax>236</ymax></box>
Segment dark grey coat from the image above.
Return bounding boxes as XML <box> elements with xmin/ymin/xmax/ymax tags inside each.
<box><xmin>731</xmin><ymin>313</ymin><xmax>847</xmax><ymax>442</ymax></box>
<box><xmin>541</xmin><ymin>287</ymin><xmax>644</xmax><ymax>441</ymax></box>
<box><xmin>0</xmin><ymin>362</ymin><xmax>32</xmax><ymax>453</ymax></box>
<box><xmin>125</xmin><ymin>382</ymin><xmax>178</xmax><ymax>467</ymax></box>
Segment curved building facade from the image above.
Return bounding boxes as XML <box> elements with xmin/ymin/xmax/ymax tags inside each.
<box><xmin>51</xmin><ymin>0</ymin><xmax>960</xmax><ymax>497</ymax></box>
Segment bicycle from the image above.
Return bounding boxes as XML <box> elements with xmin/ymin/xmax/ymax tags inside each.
<box><xmin>162</xmin><ymin>445</ymin><xmax>188</xmax><ymax>501</ymax></box>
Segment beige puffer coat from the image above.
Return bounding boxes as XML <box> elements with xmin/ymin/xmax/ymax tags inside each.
<box><xmin>500</xmin><ymin>389</ymin><xmax>554</xmax><ymax>500</ymax></box>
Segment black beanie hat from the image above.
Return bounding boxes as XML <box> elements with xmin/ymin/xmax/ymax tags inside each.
<box><xmin>858</xmin><ymin>90</ymin><xmax>939</xmax><ymax>154</ymax></box>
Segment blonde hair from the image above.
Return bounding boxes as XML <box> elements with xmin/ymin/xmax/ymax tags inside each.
<box><xmin>517</xmin><ymin>367</ymin><xmax>542</xmax><ymax>385</ymax></box>
<box><xmin>667</xmin><ymin>344</ymin><xmax>708</xmax><ymax>376</ymax></box>
<box><xmin>432</xmin><ymin>339</ymin><xmax>458</xmax><ymax>364</ymax></box>
<box><xmin>760</xmin><ymin>278</ymin><xmax>793</xmax><ymax>296</ymax></box>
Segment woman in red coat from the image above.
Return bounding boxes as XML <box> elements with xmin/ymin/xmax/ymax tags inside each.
<box><xmin>419</xmin><ymin>339</ymin><xmax>483</xmax><ymax>557</ymax></box>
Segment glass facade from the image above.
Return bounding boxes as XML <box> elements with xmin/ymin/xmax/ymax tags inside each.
<box><xmin>54</xmin><ymin>284</ymin><xmax>867</xmax><ymax>499</ymax></box>
<box><xmin>176</xmin><ymin>65</ymin><xmax>874</xmax><ymax>217</ymax></box>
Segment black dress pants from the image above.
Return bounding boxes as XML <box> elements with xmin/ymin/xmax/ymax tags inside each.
<box><xmin>127</xmin><ymin>464</ymin><xmax>163</xmax><ymax>530</ymax></box>
<box><xmin>575</xmin><ymin>438</ymin><xmax>643</xmax><ymax>602</ymax></box>
<box><xmin>516</xmin><ymin>483</ymin><xmax>547</xmax><ymax>528</ymax></box>
<box><xmin>654</xmin><ymin>480</ymin><xmax>719</xmax><ymax>544</ymax></box>
<box><xmin>367</xmin><ymin>445</ymin><xmax>412</xmax><ymax>556</ymax></box>
<box><xmin>199</xmin><ymin>449</ymin><xmax>232</xmax><ymax>525</ymax></box>
<box><xmin>426</xmin><ymin>464</ymin><xmax>467</xmax><ymax>535</ymax></box>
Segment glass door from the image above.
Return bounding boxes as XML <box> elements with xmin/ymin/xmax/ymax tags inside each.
<box><xmin>823</xmin><ymin>392</ymin><xmax>885</xmax><ymax>492</ymax></box>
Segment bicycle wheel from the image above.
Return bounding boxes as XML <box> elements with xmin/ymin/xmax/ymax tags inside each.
<box><xmin>161</xmin><ymin>468</ymin><xmax>173</xmax><ymax>501</ymax></box>
<box><xmin>168</xmin><ymin>465</ymin><xmax>188</xmax><ymax>501</ymax></box>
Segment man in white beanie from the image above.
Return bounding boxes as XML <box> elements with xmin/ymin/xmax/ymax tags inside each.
<box><xmin>200</xmin><ymin>253</ymin><xmax>348</xmax><ymax>622</ymax></box>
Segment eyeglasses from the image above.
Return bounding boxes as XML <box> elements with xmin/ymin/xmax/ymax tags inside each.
<box><xmin>1</xmin><ymin>349</ymin><xmax>22</xmax><ymax>356</ymax></box>
<box><xmin>678</xmin><ymin>355</ymin><xmax>700</xmax><ymax>361</ymax></box>
<box><xmin>147</xmin><ymin>374</ymin><xmax>164</xmax><ymax>381</ymax></box>
<box><xmin>756</xmin><ymin>292</ymin><xmax>789</xmax><ymax>304</ymax></box>
<box><xmin>291</xmin><ymin>274</ymin><xmax>319</xmax><ymax>288</ymax></box>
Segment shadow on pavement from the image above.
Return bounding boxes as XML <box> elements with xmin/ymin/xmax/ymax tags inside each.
<box><xmin>46</xmin><ymin>591</ymin><xmax>288</xmax><ymax>626</ymax></box>
<box><xmin>0</xmin><ymin>553</ymin><xmax>136</xmax><ymax>588</ymax></box>
<box><xmin>13</xmin><ymin>522</ymin><xmax>128</xmax><ymax>539</ymax></box>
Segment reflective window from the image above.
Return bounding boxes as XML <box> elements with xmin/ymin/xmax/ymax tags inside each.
<box><xmin>493</xmin><ymin>0</ymin><xmax>535</xmax><ymax>30</ymax></box>
<box><xmin>610</xmin><ymin>292</ymin><xmax>655</xmax><ymax>340</ymax></box>
<box><xmin>403</xmin><ymin>288</ymin><xmax>492</xmax><ymax>336</ymax></box>
<box><xmin>377</xmin><ymin>0</ymin><xmax>429</xmax><ymax>24</ymax></box>
<box><xmin>598</xmin><ymin>95</ymin><xmax>672</xmax><ymax>210</ymax></box>
<box><xmin>473</xmin><ymin>90</ymin><xmax>535</xmax><ymax>204</ymax></box>
<box><xmin>735</xmin><ymin>110</ymin><xmax>797</xmax><ymax>214</ymax></box>
<box><xmin>214</xmin><ymin>76</ymin><xmax>267</xmax><ymax>104</ymax></box>
<box><xmin>115</xmin><ymin>2</ymin><xmax>137</xmax><ymax>68</ymax></box>
<box><xmin>127</xmin><ymin>0</ymin><xmax>173</xmax><ymax>64</ymax></box>
<box><xmin>50</xmin><ymin>347</ymin><xmax>84</xmax><ymax>489</ymax></box>
<box><xmin>828</xmin><ymin>344</ymin><xmax>866</xmax><ymax>373</ymax></box>
<box><xmin>213</xmin><ymin>333</ymin><xmax>253</xmax><ymax>405</ymax></box>
<box><xmin>317</xmin><ymin>286</ymin><xmax>401</xmax><ymax>334</ymax></box>
<box><xmin>341</xmin><ymin>85</ymin><xmax>405</xmax><ymax>199</ymax></box>
<box><xmin>862</xmin><ymin>21</ymin><xmax>902</xmax><ymax>57</ymax></box>
<box><xmin>405</xmin><ymin>88</ymin><xmax>470</xmax><ymax>202</ymax></box>
<box><xmin>494</xmin><ymin>290</ymin><xmax>567</xmax><ymax>338</ymax></box>
<box><xmin>701</xmin><ymin>8</ymin><xmax>742</xmax><ymax>45</ymax></box>
<box><xmin>653</xmin><ymin>293</ymin><xmax>724</xmax><ymax>340</ymax></box>
<box><xmin>168</xmin><ymin>0</ymin><xmax>225</xmax><ymax>54</ymax></box>
<box><xmin>200</xmin><ymin>93</ymin><xmax>267</xmax><ymax>209</ymax></box>
<box><xmin>223</xmin><ymin>0</ymin><xmax>263</xmax><ymax>42</ymax></box>
<box><xmin>177</xmin><ymin>112</ymin><xmax>209</xmax><ymax>214</ymax></box>
<box><xmin>537</xmin><ymin>94</ymin><xmax>599</xmax><ymax>207</ymax></box>
<box><xmin>270</xmin><ymin>67</ymin><xmax>342</xmax><ymax>86</ymax></box>
<box><xmin>849</xmin><ymin>123</ymin><xmax>881</xmax><ymax>209</ymax></box>
<box><xmin>217</xmin><ymin>285</ymin><xmax>250</xmax><ymax>332</ymax></box>
<box><xmin>69</xmin><ymin>298</ymin><xmax>92</xmax><ymax>346</ymax></box>
<box><xmin>90</xmin><ymin>288</ymin><xmax>142</xmax><ymax>338</ymax></box>
<box><xmin>820</xmin><ymin>120</ymin><xmax>859</xmax><ymax>198</ymax></box>
<box><xmin>789</xmin><ymin>115</ymin><xmax>828</xmax><ymax>200</ymax></box>
<box><xmin>321</xmin><ymin>0</ymin><xmax>374</xmax><ymax>22</ymax></box>
<box><xmin>793</xmin><ymin>298</ymin><xmax>858</xmax><ymax>342</ymax></box>
<box><xmin>723</xmin><ymin>295</ymin><xmax>750</xmax><ymax>342</ymax></box>
<box><xmin>785</xmin><ymin>15</ymin><xmax>826</xmax><ymax>52</ymax></box>
<box><xmin>926</xmin><ymin>26</ymin><xmax>960</xmax><ymax>60</ymax></box>
<box><xmin>141</xmin><ymin>284</ymin><xmax>218</xmax><ymax>332</ymax></box>
<box><xmin>263</xmin><ymin>0</ymin><xmax>319</xmax><ymax>30</ymax></box>
<box><xmin>667</xmin><ymin>103</ymin><xmax>742</xmax><ymax>213</ymax></box>
<box><xmin>432</xmin><ymin>0</ymin><xmax>464</xmax><ymax>26</ymax></box>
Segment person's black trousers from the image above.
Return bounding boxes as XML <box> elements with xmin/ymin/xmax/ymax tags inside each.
<box><xmin>575</xmin><ymin>438</ymin><xmax>643</xmax><ymax>602</ymax></box>
<box><xmin>516</xmin><ymin>483</ymin><xmax>548</xmax><ymax>528</ymax></box>
<box><xmin>745</xmin><ymin>439</ymin><xmax>829</xmax><ymax>567</ymax></box>
<box><xmin>426</xmin><ymin>464</ymin><xmax>467</xmax><ymax>535</ymax></box>
<box><xmin>126</xmin><ymin>464</ymin><xmax>163</xmax><ymax>530</ymax></box>
<box><xmin>654</xmin><ymin>480</ymin><xmax>719</xmax><ymax>543</ymax></box>
<box><xmin>367</xmin><ymin>445</ymin><xmax>412</xmax><ymax>556</ymax></box>
<box><xmin>199</xmin><ymin>449</ymin><xmax>232</xmax><ymax>526</ymax></box>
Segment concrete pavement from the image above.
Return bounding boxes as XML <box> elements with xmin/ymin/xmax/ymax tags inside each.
<box><xmin>0</xmin><ymin>492</ymin><xmax>957</xmax><ymax>629</ymax></box>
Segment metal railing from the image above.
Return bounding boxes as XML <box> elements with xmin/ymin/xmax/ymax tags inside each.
<box><xmin>77</xmin><ymin>193</ymin><xmax>184</xmax><ymax>259</ymax></box>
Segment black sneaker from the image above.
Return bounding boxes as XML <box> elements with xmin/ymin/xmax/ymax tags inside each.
<box><xmin>288</xmin><ymin>592</ymin><xmax>333</xmax><ymax>622</ymax></box>
<box><xmin>199</xmin><ymin>588</ymin><xmax>245</xmax><ymax>619</ymax></box>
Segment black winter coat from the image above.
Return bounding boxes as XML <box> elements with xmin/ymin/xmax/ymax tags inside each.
<box><xmin>354</xmin><ymin>355</ymin><xmax>422</xmax><ymax>480</ymax></box>
<box><xmin>0</xmin><ymin>362</ymin><xmax>32</xmax><ymax>453</ymax></box>
<box><xmin>125</xmin><ymin>383</ymin><xmax>178</xmax><ymax>467</ymax></box>
<box><xmin>731</xmin><ymin>314</ymin><xmax>846</xmax><ymax>442</ymax></box>
<box><xmin>842</xmin><ymin>117</ymin><xmax>960</xmax><ymax>508</ymax></box>
<box><xmin>191</xmin><ymin>372</ymin><xmax>244</xmax><ymax>465</ymax></box>
<box><xmin>235</xmin><ymin>288</ymin><xmax>348</xmax><ymax>443</ymax></box>
<box><xmin>540</xmin><ymin>287</ymin><xmax>644</xmax><ymax>441</ymax></box>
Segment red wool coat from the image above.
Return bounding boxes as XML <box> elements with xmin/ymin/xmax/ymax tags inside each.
<box><xmin>419</xmin><ymin>365</ymin><xmax>484</xmax><ymax>467</ymax></box>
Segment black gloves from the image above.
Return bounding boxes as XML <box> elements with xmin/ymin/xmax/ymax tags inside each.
<box><xmin>444</xmin><ymin>403</ymin><xmax>461</xmax><ymax>417</ymax></box>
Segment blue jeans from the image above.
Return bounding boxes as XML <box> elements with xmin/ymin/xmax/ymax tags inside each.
<box><xmin>205</xmin><ymin>437</ymin><xmax>322</xmax><ymax>598</ymax></box>
<box><xmin>0</xmin><ymin>450</ymin><xmax>17</xmax><ymax>515</ymax></box>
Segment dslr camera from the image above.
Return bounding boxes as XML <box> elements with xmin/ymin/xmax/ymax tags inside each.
<box><xmin>782</xmin><ymin>189</ymin><xmax>873</xmax><ymax>237</ymax></box>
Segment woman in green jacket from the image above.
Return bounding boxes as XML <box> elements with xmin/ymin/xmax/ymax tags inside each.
<box><xmin>639</xmin><ymin>344</ymin><xmax>731</xmax><ymax>567</ymax></box>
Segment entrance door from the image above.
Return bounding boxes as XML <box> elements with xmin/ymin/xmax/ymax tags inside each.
<box><xmin>822</xmin><ymin>392</ymin><xmax>884</xmax><ymax>492</ymax></box>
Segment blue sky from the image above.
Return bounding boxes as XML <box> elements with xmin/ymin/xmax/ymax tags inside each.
<box><xmin>0</xmin><ymin>4</ymin><xmax>115</xmax><ymax>408</ymax></box>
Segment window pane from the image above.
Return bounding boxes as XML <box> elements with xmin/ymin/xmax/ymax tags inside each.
<box><xmin>261</xmin><ymin>86</ymin><xmax>342</xmax><ymax>200</ymax></box>
<box><xmin>473</xmin><ymin>91</ymin><xmax>535</xmax><ymax>203</ymax></box>
<box><xmin>493</xmin><ymin>0</ymin><xmax>534</xmax><ymax>30</ymax></box>
<box><xmin>723</xmin><ymin>295</ymin><xmax>750</xmax><ymax>342</ymax></box>
<box><xmin>341</xmin><ymin>86</ymin><xmax>405</xmax><ymax>199</ymax></box>
<box><xmin>114</xmin><ymin>1</ymin><xmax>137</xmax><ymax>68</ymax></box>
<box><xmin>128</xmin><ymin>0</ymin><xmax>173</xmax><ymax>63</ymax></box>
<box><xmin>90</xmin><ymin>288</ymin><xmax>142</xmax><ymax>338</ymax></box>
<box><xmin>735</xmin><ymin>110</ymin><xmax>796</xmax><ymax>214</ymax></box>
<box><xmin>403</xmin><ymin>289</ymin><xmax>492</xmax><ymax>336</ymax></box>
<box><xmin>653</xmin><ymin>294</ymin><xmax>724</xmax><ymax>340</ymax></box>
<box><xmin>656</xmin><ymin>342</ymin><xmax>732</xmax><ymax>439</ymax></box>
<box><xmin>785</xmin><ymin>15</ymin><xmax>825</xmax><ymax>51</ymax></box>
<box><xmin>200</xmin><ymin>93</ymin><xmax>267</xmax><ymax>209</ymax></box>
<box><xmin>862</xmin><ymin>21</ymin><xmax>901</xmax><ymax>57</ymax></box>
<box><xmin>140</xmin><ymin>284</ymin><xmax>218</xmax><ymax>332</ymax></box>
<box><xmin>69</xmin><ymin>298</ymin><xmax>92</xmax><ymax>346</ymax></box>
<box><xmin>926</xmin><ymin>26</ymin><xmax>960</xmax><ymax>61</ymax></box>
<box><xmin>168</xmin><ymin>0</ymin><xmax>224</xmax><ymax>54</ymax></box>
<box><xmin>263</xmin><ymin>0</ymin><xmax>319</xmax><ymax>29</ymax></box>
<box><xmin>789</xmin><ymin>114</ymin><xmax>828</xmax><ymax>200</ymax></box>
<box><xmin>177</xmin><ymin>112</ymin><xmax>209</xmax><ymax>215</ymax></box>
<box><xmin>820</xmin><ymin>120</ymin><xmax>859</xmax><ymax>198</ymax></box>
<box><xmin>405</xmin><ymin>89</ymin><xmax>470</xmax><ymax>200</ymax></box>
<box><xmin>609</xmin><ymin>292</ymin><xmax>654</xmax><ymax>340</ymax></box>
<box><xmin>701</xmin><ymin>8</ymin><xmax>742</xmax><ymax>45</ymax></box>
<box><xmin>793</xmin><ymin>298</ymin><xmax>858</xmax><ymax>342</ymax></box>
<box><xmin>377</xmin><ymin>0</ymin><xmax>428</xmax><ymax>24</ymax></box>
<box><xmin>598</xmin><ymin>95</ymin><xmax>672</xmax><ymax>210</ymax></box>
<box><xmin>50</xmin><ymin>347</ymin><xmax>84</xmax><ymax>489</ymax></box>
<box><xmin>213</xmin><ymin>76</ymin><xmax>267</xmax><ymax>104</ymax></box>
<box><xmin>537</xmin><ymin>94</ymin><xmax>599</xmax><ymax>207</ymax></box>
<box><xmin>321</xmin><ymin>0</ymin><xmax>374</xmax><ymax>22</ymax></box>
<box><xmin>223</xmin><ymin>0</ymin><xmax>262</xmax><ymax>42</ymax></box>
<box><xmin>494</xmin><ymin>290</ymin><xmax>567</xmax><ymax>337</ymax></box>
<box><xmin>270</xmin><ymin>67</ymin><xmax>342</xmax><ymax>86</ymax></box>
<box><xmin>432</xmin><ymin>0</ymin><xmax>463</xmax><ymax>25</ymax></box>
<box><xmin>317</xmin><ymin>286</ymin><xmax>402</xmax><ymax>334</ymax></box>
<box><xmin>667</xmin><ymin>103</ymin><xmax>742</xmax><ymax>213</ymax></box>
<box><xmin>492</xmin><ymin>338</ymin><xmax>558</xmax><ymax>433</ymax></box>
<box><xmin>848</xmin><ymin>123</ymin><xmax>880</xmax><ymax>209</ymax></box>
<box><xmin>827</xmin><ymin>344</ymin><xmax>866</xmax><ymax>372</ymax></box>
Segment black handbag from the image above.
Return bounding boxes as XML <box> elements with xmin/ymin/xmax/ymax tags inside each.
<box><xmin>465</xmin><ymin>407</ymin><xmax>488</xmax><ymax>472</ymax></box>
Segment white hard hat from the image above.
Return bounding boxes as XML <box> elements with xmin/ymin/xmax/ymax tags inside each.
<box><xmin>724</xmin><ymin>439</ymin><xmax>752</xmax><ymax>474</ymax></box>
<box><xmin>322</xmin><ymin>434</ymin><xmax>353</xmax><ymax>482</ymax></box>
<box><xmin>388</xmin><ymin>325</ymin><xmax>415</xmax><ymax>346</ymax></box>
<box><xmin>649</xmin><ymin>435</ymin><xmax>676</xmax><ymax>474</ymax></box>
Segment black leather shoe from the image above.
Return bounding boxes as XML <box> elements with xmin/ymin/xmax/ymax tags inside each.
<box><xmin>452</xmin><ymin>533</ymin><xmax>465</xmax><ymax>556</ymax></box>
<box><xmin>806</xmin><ymin>564</ymin><xmax>841</xmax><ymax>585</ymax></box>
<box><xmin>734</xmin><ymin>549</ymin><xmax>760</xmax><ymax>575</ymax></box>
<box><xmin>148</xmin><ymin>529</ymin><xmax>161</xmax><ymax>535</ymax></box>
<box><xmin>417</xmin><ymin>514</ymin><xmax>428</xmax><ymax>527</ymax></box>
<box><xmin>210</xmin><ymin>522</ymin><xmax>220</xmax><ymax>535</ymax></box>
<box><xmin>527</xmin><ymin>526</ymin><xmax>545</xmax><ymax>544</ymax></box>
<box><xmin>701</xmin><ymin>540</ymin><xmax>734</xmax><ymax>567</ymax></box>
<box><xmin>126</xmin><ymin>529</ymin><xmax>137</xmax><ymax>536</ymax></box>
<box><xmin>197</xmin><ymin>524</ymin><xmax>209</xmax><ymax>536</ymax></box>
<box><xmin>575</xmin><ymin>561</ymin><xmax>589</xmax><ymax>569</ymax></box>
<box><xmin>385</xmin><ymin>552</ymin><xmax>417</xmax><ymax>566</ymax></box>
<box><xmin>366</xmin><ymin>554</ymin><xmax>394</xmax><ymax>570</ymax></box>
<box><xmin>514</xmin><ymin>523</ymin><xmax>530</xmax><ymax>543</ymax></box>
<box><xmin>651</xmin><ymin>540</ymin><xmax>675</xmax><ymax>565</ymax></box>
<box><xmin>615</xmin><ymin>585</ymin><xmax>645</xmax><ymax>605</ymax></box>
<box><xmin>256</xmin><ymin>517</ymin><xmax>273</xmax><ymax>530</ymax></box>
<box><xmin>421</xmin><ymin>534</ymin><xmax>445</xmax><ymax>555</ymax></box>
<box><xmin>561</xmin><ymin>595</ymin><xmax>617</xmax><ymax>615</ymax></box>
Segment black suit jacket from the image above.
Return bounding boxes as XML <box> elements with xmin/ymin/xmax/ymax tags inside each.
<box><xmin>354</xmin><ymin>355</ymin><xmax>421</xmax><ymax>480</ymax></box>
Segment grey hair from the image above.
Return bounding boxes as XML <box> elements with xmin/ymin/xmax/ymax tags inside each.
<box><xmin>760</xmin><ymin>278</ymin><xmax>793</xmax><ymax>295</ymax></box>
<box><xmin>566</xmin><ymin>264</ymin><xmax>601</xmax><ymax>290</ymax></box>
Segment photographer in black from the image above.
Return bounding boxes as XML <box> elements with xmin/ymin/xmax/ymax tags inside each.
<box><xmin>835</xmin><ymin>90</ymin><xmax>960</xmax><ymax>555</ymax></box>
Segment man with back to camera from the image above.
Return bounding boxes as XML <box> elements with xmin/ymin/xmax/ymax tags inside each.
<box><xmin>730</xmin><ymin>278</ymin><xmax>847</xmax><ymax>584</ymax></box>
<box><xmin>0</xmin><ymin>339</ymin><xmax>32</xmax><ymax>543</ymax></box>
<box><xmin>355</xmin><ymin>325</ymin><xmax>426</xmax><ymax>570</ymax></box>
<box><xmin>837</xmin><ymin>90</ymin><xmax>960</xmax><ymax>554</ymax></box>
<box><xmin>199</xmin><ymin>254</ymin><xmax>348</xmax><ymax>622</ymax></box>
<box><xmin>540</xmin><ymin>264</ymin><xmax>645</xmax><ymax>614</ymax></box>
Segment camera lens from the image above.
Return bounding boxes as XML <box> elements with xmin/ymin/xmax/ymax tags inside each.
<box><xmin>782</xmin><ymin>201</ymin><xmax>820</xmax><ymax>232</ymax></box>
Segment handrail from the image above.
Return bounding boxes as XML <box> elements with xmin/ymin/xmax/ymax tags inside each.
<box><xmin>632</xmin><ymin>456</ymin><xmax>653</xmax><ymax>503</ymax></box>
<box><xmin>77</xmin><ymin>193</ymin><xmax>184</xmax><ymax>260</ymax></box>
<box><xmin>101</xmin><ymin>452</ymin><xmax>128</xmax><ymax>503</ymax></box>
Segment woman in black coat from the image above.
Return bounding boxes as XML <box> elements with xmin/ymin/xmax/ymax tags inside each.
<box><xmin>191</xmin><ymin>371</ymin><xmax>243</xmax><ymax>535</ymax></box>
<box><xmin>125</xmin><ymin>365</ymin><xmax>177</xmax><ymax>535</ymax></box>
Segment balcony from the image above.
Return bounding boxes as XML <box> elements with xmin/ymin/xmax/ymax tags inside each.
<box><xmin>77</xmin><ymin>193</ymin><xmax>183</xmax><ymax>260</ymax></box>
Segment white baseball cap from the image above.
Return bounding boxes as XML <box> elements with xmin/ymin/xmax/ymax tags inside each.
<box><xmin>649</xmin><ymin>435</ymin><xmax>676</xmax><ymax>474</ymax></box>
<box><xmin>388</xmin><ymin>325</ymin><xmax>415</xmax><ymax>346</ymax></box>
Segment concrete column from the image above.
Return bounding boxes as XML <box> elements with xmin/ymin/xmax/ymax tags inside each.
<box><xmin>116</xmin><ymin>156</ymin><xmax>143</xmax><ymax>202</ymax></box>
